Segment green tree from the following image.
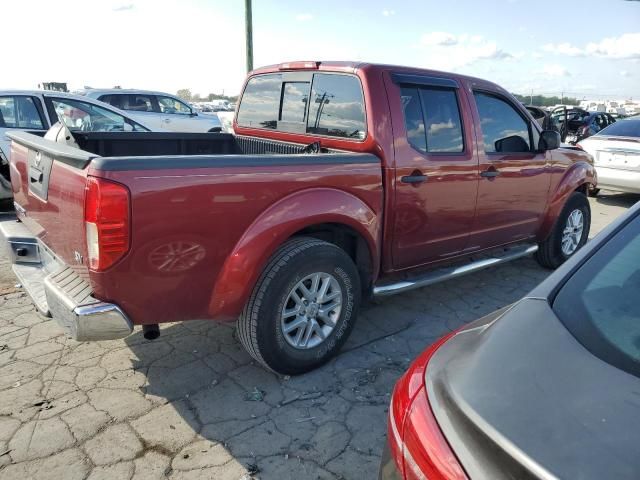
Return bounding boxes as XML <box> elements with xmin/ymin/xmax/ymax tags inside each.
<box><xmin>176</xmin><ymin>89</ymin><xmax>193</xmax><ymax>102</ymax></box>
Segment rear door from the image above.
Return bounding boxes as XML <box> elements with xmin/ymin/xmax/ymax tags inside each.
<box><xmin>0</xmin><ymin>94</ymin><xmax>48</xmax><ymax>155</ymax></box>
<box><xmin>388</xmin><ymin>73</ymin><xmax>479</xmax><ymax>269</ymax></box>
<box><xmin>0</xmin><ymin>95</ymin><xmax>48</xmax><ymax>199</ymax></box>
<box><xmin>467</xmin><ymin>90</ymin><xmax>550</xmax><ymax>249</ymax></box>
<box><xmin>100</xmin><ymin>93</ymin><xmax>162</xmax><ymax>130</ymax></box>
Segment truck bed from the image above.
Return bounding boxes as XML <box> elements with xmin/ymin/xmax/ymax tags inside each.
<box><xmin>7</xmin><ymin>130</ymin><xmax>383</xmax><ymax>327</ymax></box>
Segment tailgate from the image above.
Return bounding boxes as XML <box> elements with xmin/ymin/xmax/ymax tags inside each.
<box><xmin>8</xmin><ymin>131</ymin><xmax>97</xmax><ymax>270</ymax></box>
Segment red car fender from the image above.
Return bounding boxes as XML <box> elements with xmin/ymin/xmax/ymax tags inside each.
<box><xmin>537</xmin><ymin>160</ymin><xmax>596</xmax><ymax>242</ymax></box>
<box><xmin>208</xmin><ymin>187</ymin><xmax>381</xmax><ymax>320</ymax></box>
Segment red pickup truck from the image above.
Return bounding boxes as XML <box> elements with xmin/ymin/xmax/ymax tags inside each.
<box><xmin>2</xmin><ymin>61</ymin><xmax>596</xmax><ymax>374</ymax></box>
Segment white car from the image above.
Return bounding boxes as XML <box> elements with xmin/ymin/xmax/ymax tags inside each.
<box><xmin>80</xmin><ymin>89</ymin><xmax>222</xmax><ymax>133</ymax></box>
<box><xmin>0</xmin><ymin>90</ymin><xmax>151</xmax><ymax>202</ymax></box>
<box><xmin>578</xmin><ymin>117</ymin><xmax>640</xmax><ymax>196</ymax></box>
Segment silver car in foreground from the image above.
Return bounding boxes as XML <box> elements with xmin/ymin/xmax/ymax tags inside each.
<box><xmin>579</xmin><ymin>118</ymin><xmax>640</xmax><ymax>195</ymax></box>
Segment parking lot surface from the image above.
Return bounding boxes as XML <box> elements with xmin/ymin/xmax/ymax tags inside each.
<box><xmin>0</xmin><ymin>193</ymin><xmax>637</xmax><ymax>480</ymax></box>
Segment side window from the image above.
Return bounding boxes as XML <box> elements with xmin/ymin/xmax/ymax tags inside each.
<box><xmin>0</xmin><ymin>96</ymin><xmax>45</xmax><ymax>129</ymax></box>
<box><xmin>400</xmin><ymin>87</ymin><xmax>464</xmax><ymax>153</ymax></box>
<box><xmin>280</xmin><ymin>82</ymin><xmax>309</xmax><ymax>123</ymax></box>
<box><xmin>98</xmin><ymin>94</ymin><xmax>125</xmax><ymax>110</ymax></box>
<box><xmin>127</xmin><ymin>95</ymin><xmax>154</xmax><ymax>112</ymax></box>
<box><xmin>400</xmin><ymin>87</ymin><xmax>427</xmax><ymax>151</ymax></box>
<box><xmin>474</xmin><ymin>92</ymin><xmax>531</xmax><ymax>153</ymax></box>
<box><xmin>237</xmin><ymin>73</ymin><xmax>282</xmax><ymax>129</ymax></box>
<box><xmin>48</xmin><ymin>98</ymin><xmax>147</xmax><ymax>132</ymax></box>
<box><xmin>307</xmin><ymin>74</ymin><xmax>366</xmax><ymax>139</ymax></box>
<box><xmin>157</xmin><ymin>96</ymin><xmax>192</xmax><ymax>115</ymax></box>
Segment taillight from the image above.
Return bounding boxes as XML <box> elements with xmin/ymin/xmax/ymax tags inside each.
<box><xmin>84</xmin><ymin>176</ymin><xmax>130</xmax><ymax>271</ymax></box>
<box><xmin>387</xmin><ymin>331</ymin><xmax>468</xmax><ymax>480</ymax></box>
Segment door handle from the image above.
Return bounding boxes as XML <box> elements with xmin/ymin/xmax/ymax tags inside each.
<box><xmin>401</xmin><ymin>172</ymin><xmax>428</xmax><ymax>184</ymax></box>
<box><xmin>480</xmin><ymin>169</ymin><xmax>501</xmax><ymax>178</ymax></box>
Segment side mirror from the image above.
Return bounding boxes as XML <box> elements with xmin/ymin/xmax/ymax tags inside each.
<box><xmin>190</xmin><ymin>110</ymin><xmax>198</xmax><ymax>117</ymax></box>
<box><xmin>538</xmin><ymin>130</ymin><xmax>560</xmax><ymax>151</ymax></box>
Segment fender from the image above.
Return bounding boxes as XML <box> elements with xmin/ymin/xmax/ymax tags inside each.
<box><xmin>537</xmin><ymin>159</ymin><xmax>596</xmax><ymax>241</ymax></box>
<box><xmin>209</xmin><ymin>188</ymin><xmax>382</xmax><ymax>320</ymax></box>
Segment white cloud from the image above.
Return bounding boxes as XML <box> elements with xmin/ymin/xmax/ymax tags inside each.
<box><xmin>542</xmin><ymin>33</ymin><xmax>640</xmax><ymax>59</ymax></box>
<box><xmin>421</xmin><ymin>32</ymin><xmax>458</xmax><ymax>46</ymax></box>
<box><xmin>542</xmin><ymin>42</ymin><xmax>584</xmax><ymax>56</ymax></box>
<box><xmin>418</xmin><ymin>32</ymin><xmax>513</xmax><ymax>70</ymax></box>
<box><xmin>620</xmin><ymin>70</ymin><xmax>630</xmax><ymax>77</ymax></box>
<box><xmin>541</xmin><ymin>64</ymin><xmax>571</xmax><ymax>77</ymax></box>
<box><xmin>382</xmin><ymin>9</ymin><xmax>396</xmax><ymax>16</ymax></box>
<box><xmin>112</xmin><ymin>3</ymin><xmax>134</xmax><ymax>11</ymax></box>
<box><xmin>532</xmin><ymin>52</ymin><xmax>543</xmax><ymax>59</ymax></box>
<box><xmin>586</xmin><ymin>33</ymin><xmax>640</xmax><ymax>59</ymax></box>
<box><xmin>295</xmin><ymin>13</ymin><xmax>313</xmax><ymax>21</ymax></box>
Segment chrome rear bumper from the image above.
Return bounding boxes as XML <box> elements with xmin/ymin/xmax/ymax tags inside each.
<box><xmin>0</xmin><ymin>218</ymin><xmax>133</xmax><ymax>341</ymax></box>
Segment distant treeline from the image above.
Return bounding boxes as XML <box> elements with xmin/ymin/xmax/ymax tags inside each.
<box><xmin>176</xmin><ymin>88</ymin><xmax>239</xmax><ymax>103</ymax></box>
<box><xmin>512</xmin><ymin>93</ymin><xmax>579</xmax><ymax>107</ymax></box>
<box><xmin>175</xmin><ymin>88</ymin><xmax>578</xmax><ymax>108</ymax></box>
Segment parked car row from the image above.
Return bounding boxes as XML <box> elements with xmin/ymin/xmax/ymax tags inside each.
<box><xmin>80</xmin><ymin>89</ymin><xmax>222</xmax><ymax>133</ymax></box>
<box><xmin>0</xmin><ymin>90</ymin><xmax>151</xmax><ymax>202</ymax></box>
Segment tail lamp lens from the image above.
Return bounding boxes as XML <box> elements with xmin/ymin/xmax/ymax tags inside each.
<box><xmin>403</xmin><ymin>392</ymin><xmax>468</xmax><ymax>480</ymax></box>
<box><xmin>84</xmin><ymin>176</ymin><xmax>130</xmax><ymax>271</ymax></box>
<box><xmin>387</xmin><ymin>331</ymin><xmax>468</xmax><ymax>480</ymax></box>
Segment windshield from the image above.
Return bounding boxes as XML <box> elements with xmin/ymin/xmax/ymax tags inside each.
<box><xmin>50</xmin><ymin>98</ymin><xmax>149</xmax><ymax>132</ymax></box>
<box><xmin>554</xmin><ymin>213</ymin><xmax>640</xmax><ymax>378</ymax></box>
<box><xmin>596</xmin><ymin>119</ymin><xmax>640</xmax><ymax>138</ymax></box>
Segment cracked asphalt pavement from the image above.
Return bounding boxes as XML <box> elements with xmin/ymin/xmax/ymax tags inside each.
<box><xmin>0</xmin><ymin>193</ymin><xmax>637</xmax><ymax>480</ymax></box>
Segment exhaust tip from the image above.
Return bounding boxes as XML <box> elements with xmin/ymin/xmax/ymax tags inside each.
<box><xmin>142</xmin><ymin>324</ymin><xmax>160</xmax><ymax>340</ymax></box>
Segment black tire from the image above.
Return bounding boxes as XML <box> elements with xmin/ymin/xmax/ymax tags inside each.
<box><xmin>588</xmin><ymin>185</ymin><xmax>600</xmax><ymax>197</ymax></box>
<box><xmin>535</xmin><ymin>192</ymin><xmax>590</xmax><ymax>269</ymax></box>
<box><xmin>237</xmin><ymin>237</ymin><xmax>361</xmax><ymax>375</ymax></box>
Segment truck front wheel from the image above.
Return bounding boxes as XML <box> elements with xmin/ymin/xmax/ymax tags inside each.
<box><xmin>535</xmin><ymin>192</ymin><xmax>591</xmax><ymax>269</ymax></box>
<box><xmin>238</xmin><ymin>237</ymin><xmax>361</xmax><ymax>375</ymax></box>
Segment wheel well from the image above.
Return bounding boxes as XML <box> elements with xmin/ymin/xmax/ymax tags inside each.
<box><xmin>290</xmin><ymin>223</ymin><xmax>373</xmax><ymax>295</ymax></box>
<box><xmin>575</xmin><ymin>183</ymin><xmax>588</xmax><ymax>195</ymax></box>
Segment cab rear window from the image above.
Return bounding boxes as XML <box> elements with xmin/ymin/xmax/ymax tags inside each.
<box><xmin>237</xmin><ymin>73</ymin><xmax>366</xmax><ymax>140</ymax></box>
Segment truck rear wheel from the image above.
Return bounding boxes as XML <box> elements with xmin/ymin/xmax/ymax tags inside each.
<box><xmin>238</xmin><ymin>237</ymin><xmax>361</xmax><ymax>375</ymax></box>
<box><xmin>535</xmin><ymin>192</ymin><xmax>590</xmax><ymax>269</ymax></box>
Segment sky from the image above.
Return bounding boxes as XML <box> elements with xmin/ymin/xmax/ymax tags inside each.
<box><xmin>3</xmin><ymin>0</ymin><xmax>639</xmax><ymax>100</ymax></box>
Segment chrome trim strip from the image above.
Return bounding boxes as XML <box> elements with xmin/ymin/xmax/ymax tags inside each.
<box><xmin>374</xmin><ymin>245</ymin><xmax>538</xmax><ymax>297</ymax></box>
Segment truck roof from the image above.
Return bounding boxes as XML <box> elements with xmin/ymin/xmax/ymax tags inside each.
<box><xmin>251</xmin><ymin>60</ymin><xmax>506</xmax><ymax>92</ymax></box>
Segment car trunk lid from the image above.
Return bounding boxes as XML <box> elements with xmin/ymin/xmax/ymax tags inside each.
<box><xmin>426</xmin><ymin>299</ymin><xmax>640</xmax><ymax>480</ymax></box>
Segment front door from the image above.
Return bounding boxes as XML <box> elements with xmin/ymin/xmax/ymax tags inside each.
<box><xmin>156</xmin><ymin>95</ymin><xmax>197</xmax><ymax>132</ymax></box>
<box><xmin>389</xmin><ymin>74</ymin><xmax>479</xmax><ymax>269</ymax></box>
<box><xmin>467</xmin><ymin>90</ymin><xmax>551</xmax><ymax>250</ymax></box>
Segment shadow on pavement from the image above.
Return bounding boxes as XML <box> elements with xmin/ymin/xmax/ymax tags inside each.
<box><xmin>123</xmin><ymin>257</ymin><xmax>549</xmax><ymax>479</ymax></box>
<box><xmin>595</xmin><ymin>191</ymin><xmax>640</xmax><ymax>208</ymax></box>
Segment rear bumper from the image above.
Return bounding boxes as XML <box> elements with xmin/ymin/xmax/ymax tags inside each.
<box><xmin>595</xmin><ymin>166</ymin><xmax>640</xmax><ymax>194</ymax></box>
<box><xmin>0</xmin><ymin>218</ymin><xmax>133</xmax><ymax>341</ymax></box>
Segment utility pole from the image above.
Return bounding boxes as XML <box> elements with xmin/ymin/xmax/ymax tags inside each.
<box><xmin>245</xmin><ymin>0</ymin><xmax>253</xmax><ymax>73</ymax></box>
<box><xmin>530</xmin><ymin>89</ymin><xmax>533</xmax><ymax>105</ymax></box>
